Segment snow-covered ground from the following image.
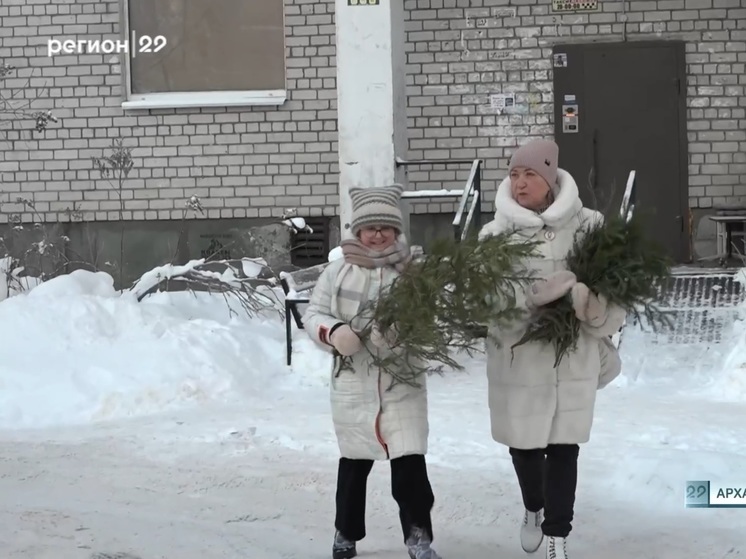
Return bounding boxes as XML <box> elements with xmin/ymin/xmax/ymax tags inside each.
<box><xmin>0</xmin><ymin>269</ymin><xmax>743</xmax><ymax>559</ymax></box>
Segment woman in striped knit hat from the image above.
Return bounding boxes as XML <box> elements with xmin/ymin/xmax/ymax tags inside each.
<box><xmin>303</xmin><ymin>184</ymin><xmax>441</xmax><ymax>559</ymax></box>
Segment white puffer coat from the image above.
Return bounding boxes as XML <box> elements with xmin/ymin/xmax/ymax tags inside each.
<box><xmin>302</xmin><ymin>258</ymin><xmax>429</xmax><ymax>461</ymax></box>
<box><xmin>478</xmin><ymin>169</ymin><xmax>626</xmax><ymax>450</ymax></box>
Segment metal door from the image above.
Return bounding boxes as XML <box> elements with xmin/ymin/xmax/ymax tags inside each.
<box><xmin>553</xmin><ymin>41</ymin><xmax>689</xmax><ymax>263</ymax></box>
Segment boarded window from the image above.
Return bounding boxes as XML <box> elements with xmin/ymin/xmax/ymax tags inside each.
<box><xmin>123</xmin><ymin>0</ymin><xmax>286</xmax><ymax>108</ymax></box>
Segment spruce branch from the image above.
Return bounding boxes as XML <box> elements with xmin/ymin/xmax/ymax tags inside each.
<box><xmin>340</xmin><ymin>233</ymin><xmax>540</xmax><ymax>389</ymax></box>
<box><xmin>512</xmin><ymin>211</ymin><xmax>674</xmax><ymax>366</ymax></box>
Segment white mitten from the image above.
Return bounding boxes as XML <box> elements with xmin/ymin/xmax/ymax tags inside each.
<box><xmin>330</xmin><ymin>324</ymin><xmax>363</xmax><ymax>356</ymax></box>
<box><xmin>571</xmin><ymin>283</ymin><xmax>608</xmax><ymax>327</ymax></box>
<box><xmin>526</xmin><ymin>270</ymin><xmax>577</xmax><ymax>308</ymax></box>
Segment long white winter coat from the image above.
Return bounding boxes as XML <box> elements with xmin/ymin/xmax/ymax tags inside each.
<box><xmin>478</xmin><ymin>169</ymin><xmax>626</xmax><ymax>450</ymax></box>
<box><xmin>302</xmin><ymin>258</ymin><xmax>429</xmax><ymax>461</ymax></box>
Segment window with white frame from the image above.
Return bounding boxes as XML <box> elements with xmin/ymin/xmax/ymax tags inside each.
<box><xmin>121</xmin><ymin>0</ymin><xmax>286</xmax><ymax>109</ymax></box>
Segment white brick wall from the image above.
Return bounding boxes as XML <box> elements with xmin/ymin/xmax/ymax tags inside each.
<box><xmin>1</xmin><ymin>0</ymin><xmax>744</xmax><ymax>224</ymax></box>
<box><xmin>0</xmin><ymin>0</ymin><xmax>339</xmax><ymax>224</ymax></box>
<box><xmin>404</xmin><ymin>0</ymin><xmax>746</xmax><ymax>214</ymax></box>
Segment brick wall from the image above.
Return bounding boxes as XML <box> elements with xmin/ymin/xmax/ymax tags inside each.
<box><xmin>0</xmin><ymin>0</ymin><xmax>338</xmax><ymax>224</ymax></box>
<box><xmin>1</xmin><ymin>0</ymin><xmax>745</xmax><ymax>229</ymax></box>
<box><xmin>404</xmin><ymin>0</ymin><xmax>746</xmax><ymax>215</ymax></box>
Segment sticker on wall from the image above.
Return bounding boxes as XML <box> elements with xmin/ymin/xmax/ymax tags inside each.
<box><xmin>489</xmin><ymin>93</ymin><xmax>515</xmax><ymax>114</ymax></box>
<box><xmin>553</xmin><ymin>53</ymin><xmax>568</xmax><ymax>67</ymax></box>
<box><xmin>552</xmin><ymin>0</ymin><xmax>598</xmax><ymax>11</ymax></box>
<box><xmin>348</xmin><ymin>0</ymin><xmax>379</xmax><ymax>4</ymax></box>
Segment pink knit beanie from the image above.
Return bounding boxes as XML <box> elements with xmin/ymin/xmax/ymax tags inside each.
<box><xmin>509</xmin><ymin>139</ymin><xmax>559</xmax><ymax>187</ymax></box>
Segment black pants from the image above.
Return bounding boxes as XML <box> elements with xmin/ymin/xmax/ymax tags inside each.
<box><xmin>509</xmin><ymin>444</ymin><xmax>579</xmax><ymax>538</ymax></box>
<box><xmin>335</xmin><ymin>454</ymin><xmax>435</xmax><ymax>543</ymax></box>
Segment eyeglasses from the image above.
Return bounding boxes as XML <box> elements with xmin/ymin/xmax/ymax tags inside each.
<box><xmin>361</xmin><ymin>227</ymin><xmax>395</xmax><ymax>237</ymax></box>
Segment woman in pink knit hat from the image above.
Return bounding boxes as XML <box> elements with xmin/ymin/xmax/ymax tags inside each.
<box><xmin>478</xmin><ymin>138</ymin><xmax>626</xmax><ymax>559</ymax></box>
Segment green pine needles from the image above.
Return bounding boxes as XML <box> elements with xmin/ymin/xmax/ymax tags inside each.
<box><xmin>512</xmin><ymin>212</ymin><xmax>674</xmax><ymax>366</ymax></box>
<box><xmin>348</xmin><ymin>232</ymin><xmax>539</xmax><ymax>388</ymax></box>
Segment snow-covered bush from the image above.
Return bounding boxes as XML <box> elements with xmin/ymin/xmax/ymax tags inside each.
<box><xmin>130</xmin><ymin>258</ymin><xmax>284</xmax><ymax>320</ymax></box>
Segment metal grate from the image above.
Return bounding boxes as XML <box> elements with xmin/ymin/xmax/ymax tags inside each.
<box><xmin>639</xmin><ymin>271</ymin><xmax>746</xmax><ymax>345</ymax></box>
<box><xmin>290</xmin><ymin>217</ymin><xmax>329</xmax><ymax>267</ymax></box>
<box><xmin>552</xmin><ymin>0</ymin><xmax>598</xmax><ymax>11</ymax></box>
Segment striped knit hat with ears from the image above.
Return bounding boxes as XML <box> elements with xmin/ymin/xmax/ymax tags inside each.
<box><xmin>349</xmin><ymin>183</ymin><xmax>404</xmax><ymax>236</ymax></box>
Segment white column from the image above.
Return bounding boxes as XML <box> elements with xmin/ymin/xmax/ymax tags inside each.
<box><xmin>335</xmin><ymin>0</ymin><xmax>409</xmax><ymax>241</ymax></box>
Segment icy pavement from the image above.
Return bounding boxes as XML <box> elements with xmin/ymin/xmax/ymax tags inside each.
<box><xmin>0</xmin><ymin>365</ymin><xmax>742</xmax><ymax>559</ymax></box>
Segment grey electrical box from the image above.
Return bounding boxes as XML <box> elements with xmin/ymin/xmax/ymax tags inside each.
<box><xmin>562</xmin><ymin>104</ymin><xmax>579</xmax><ymax>133</ymax></box>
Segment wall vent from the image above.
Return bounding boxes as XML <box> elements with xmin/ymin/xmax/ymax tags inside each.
<box><xmin>290</xmin><ymin>217</ymin><xmax>330</xmax><ymax>267</ymax></box>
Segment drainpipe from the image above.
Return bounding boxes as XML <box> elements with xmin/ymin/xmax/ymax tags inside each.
<box><xmin>621</xmin><ymin>0</ymin><xmax>628</xmax><ymax>42</ymax></box>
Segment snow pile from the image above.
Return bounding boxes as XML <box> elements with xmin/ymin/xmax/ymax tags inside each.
<box><xmin>328</xmin><ymin>246</ymin><xmax>343</xmax><ymax>262</ymax></box>
<box><xmin>705</xmin><ymin>301</ymin><xmax>746</xmax><ymax>402</ymax></box>
<box><xmin>0</xmin><ymin>269</ymin><xmax>330</xmax><ymax>430</ymax></box>
<box><xmin>618</xmin><ymin>267</ymin><xmax>746</xmax><ymax>402</ymax></box>
<box><xmin>281</xmin><ymin>216</ymin><xmax>312</xmax><ymax>233</ymax></box>
<box><xmin>240</xmin><ymin>257</ymin><xmax>268</xmax><ymax>278</ymax></box>
<box><xmin>715</xmin><ymin>268</ymin><xmax>746</xmax><ymax>399</ymax></box>
<box><xmin>6</xmin><ymin>258</ymin><xmax>743</xmax><ymax>439</ymax></box>
<box><xmin>400</xmin><ymin>188</ymin><xmax>464</xmax><ymax>198</ymax></box>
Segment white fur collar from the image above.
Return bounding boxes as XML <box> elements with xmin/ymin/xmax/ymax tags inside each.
<box><xmin>494</xmin><ymin>168</ymin><xmax>583</xmax><ymax>231</ymax></box>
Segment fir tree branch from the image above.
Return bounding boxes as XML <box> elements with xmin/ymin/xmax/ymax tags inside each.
<box><xmin>338</xmin><ymin>234</ymin><xmax>541</xmax><ymax>388</ymax></box>
<box><xmin>512</xmin><ymin>212</ymin><xmax>674</xmax><ymax>366</ymax></box>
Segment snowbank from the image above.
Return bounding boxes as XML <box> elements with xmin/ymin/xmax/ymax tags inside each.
<box><xmin>7</xmin><ymin>260</ymin><xmax>744</xmax><ymax>434</ymax></box>
<box><xmin>714</xmin><ymin>339</ymin><xmax>746</xmax><ymax>401</ymax></box>
<box><xmin>618</xmin><ymin>267</ymin><xmax>746</xmax><ymax>402</ymax></box>
<box><xmin>704</xmin><ymin>294</ymin><xmax>746</xmax><ymax>402</ymax></box>
<box><xmin>701</xmin><ymin>267</ymin><xmax>746</xmax><ymax>400</ymax></box>
<box><xmin>0</xmin><ymin>269</ymin><xmax>331</xmax><ymax>430</ymax></box>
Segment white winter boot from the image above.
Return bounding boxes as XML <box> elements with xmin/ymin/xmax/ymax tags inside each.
<box><xmin>546</xmin><ymin>536</ymin><xmax>568</xmax><ymax>559</ymax></box>
<box><xmin>520</xmin><ymin>509</ymin><xmax>544</xmax><ymax>553</ymax></box>
<box><xmin>406</xmin><ymin>526</ymin><xmax>442</xmax><ymax>559</ymax></box>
